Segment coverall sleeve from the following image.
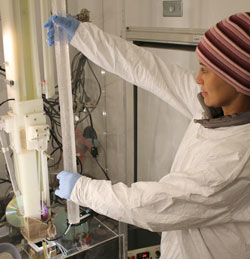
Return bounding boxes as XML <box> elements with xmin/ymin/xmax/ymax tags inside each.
<box><xmin>70</xmin><ymin>22</ymin><xmax>201</xmax><ymax>119</ymax></box>
<box><xmin>70</xmin><ymin>143</ymin><xmax>250</xmax><ymax>232</ymax></box>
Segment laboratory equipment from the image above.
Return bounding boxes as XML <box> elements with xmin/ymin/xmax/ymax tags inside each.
<box><xmin>0</xmin><ymin>0</ymin><xmax>123</xmax><ymax>258</ymax></box>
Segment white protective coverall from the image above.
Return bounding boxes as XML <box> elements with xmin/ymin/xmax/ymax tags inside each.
<box><xmin>69</xmin><ymin>22</ymin><xmax>250</xmax><ymax>259</ymax></box>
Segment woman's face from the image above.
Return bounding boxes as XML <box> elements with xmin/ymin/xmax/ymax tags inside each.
<box><xmin>196</xmin><ymin>63</ymin><xmax>240</xmax><ymax>114</ymax></box>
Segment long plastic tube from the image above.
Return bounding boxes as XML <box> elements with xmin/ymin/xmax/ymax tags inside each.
<box><xmin>0</xmin><ymin>130</ymin><xmax>23</xmax><ymax>215</ymax></box>
<box><xmin>52</xmin><ymin>0</ymin><xmax>80</xmax><ymax>224</ymax></box>
<box><xmin>40</xmin><ymin>0</ymin><xmax>56</xmax><ymax>98</ymax></box>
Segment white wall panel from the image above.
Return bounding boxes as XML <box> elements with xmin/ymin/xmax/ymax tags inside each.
<box><xmin>125</xmin><ymin>0</ymin><xmax>250</xmax><ymax>29</ymax></box>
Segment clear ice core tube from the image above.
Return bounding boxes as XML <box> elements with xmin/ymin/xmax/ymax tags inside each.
<box><xmin>52</xmin><ymin>0</ymin><xmax>80</xmax><ymax>224</ymax></box>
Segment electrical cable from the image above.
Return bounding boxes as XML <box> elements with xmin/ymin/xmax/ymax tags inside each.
<box><xmin>76</xmin><ymin>156</ymin><xmax>83</xmax><ymax>174</ymax></box>
<box><xmin>73</xmin><ymin>58</ymin><xmax>102</xmax><ymax>128</ymax></box>
<box><xmin>0</xmin><ymin>178</ymin><xmax>11</xmax><ymax>184</ymax></box>
<box><xmin>86</xmin><ymin>59</ymin><xmax>102</xmax><ymax>107</ymax></box>
<box><xmin>43</xmin><ymin>51</ymin><xmax>109</xmax><ymax>184</ymax></box>
<box><xmin>83</xmin><ymin>106</ymin><xmax>109</xmax><ymax>179</ymax></box>
<box><xmin>0</xmin><ymin>99</ymin><xmax>15</xmax><ymax>107</ymax></box>
<box><xmin>94</xmin><ymin>157</ymin><xmax>110</xmax><ymax>180</ymax></box>
<box><xmin>46</xmin><ymin>224</ymin><xmax>69</xmax><ymax>241</ymax></box>
<box><xmin>46</xmin><ymin>212</ymin><xmax>92</xmax><ymax>242</ymax></box>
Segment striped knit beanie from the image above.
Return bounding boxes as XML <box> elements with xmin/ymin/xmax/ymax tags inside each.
<box><xmin>196</xmin><ymin>12</ymin><xmax>250</xmax><ymax>96</ymax></box>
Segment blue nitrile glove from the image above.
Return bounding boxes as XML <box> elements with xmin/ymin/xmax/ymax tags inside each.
<box><xmin>44</xmin><ymin>15</ymin><xmax>80</xmax><ymax>46</ymax></box>
<box><xmin>55</xmin><ymin>171</ymin><xmax>82</xmax><ymax>200</ymax></box>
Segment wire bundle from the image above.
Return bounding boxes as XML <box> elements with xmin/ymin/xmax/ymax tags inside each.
<box><xmin>43</xmin><ymin>52</ymin><xmax>108</xmax><ymax>179</ymax></box>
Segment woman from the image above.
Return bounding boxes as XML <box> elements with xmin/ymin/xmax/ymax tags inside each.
<box><xmin>45</xmin><ymin>12</ymin><xmax>250</xmax><ymax>258</ymax></box>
